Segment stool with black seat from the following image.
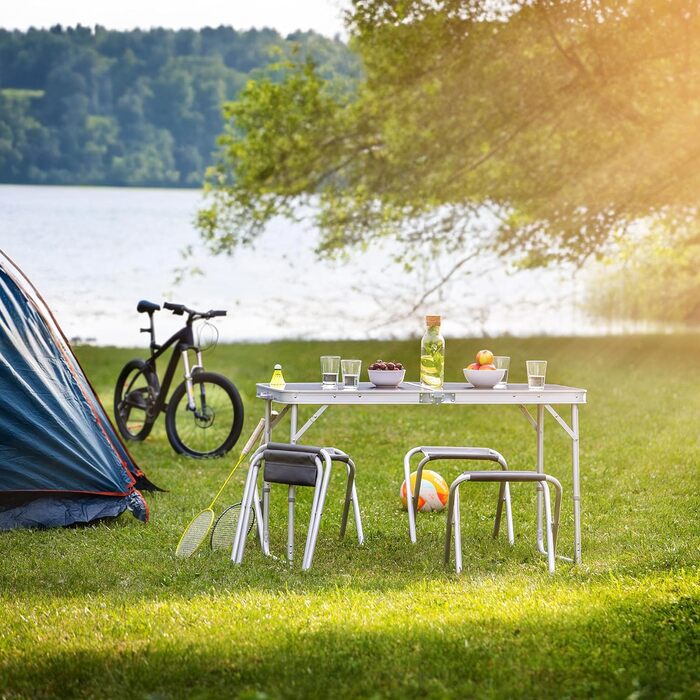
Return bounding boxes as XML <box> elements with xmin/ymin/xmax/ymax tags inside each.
<box><xmin>444</xmin><ymin>470</ymin><xmax>563</xmax><ymax>574</ymax></box>
<box><xmin>403</xmin><ymin>446</ymin><xmax>515</xmax><ymax>545</ymax></box>
<box><xmin>232</xmin><ymin>442</ymin><xmax>363</xmax><ymax>570</ymax></box>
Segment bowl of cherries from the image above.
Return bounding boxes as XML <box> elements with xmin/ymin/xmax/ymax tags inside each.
<box><xmin>368</xmin><ymin>360</ymin><xmax>406</xmax><ymax>387</ymax></box>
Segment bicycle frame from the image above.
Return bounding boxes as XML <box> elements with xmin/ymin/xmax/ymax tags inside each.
<box><xmin>143</xmin><ymin>320</ymin><xmax>203</xmax><ymax>415</ymax></box>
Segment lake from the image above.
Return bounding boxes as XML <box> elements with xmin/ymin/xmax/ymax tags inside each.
<box><xmin>1</xmin><ymin>184</ymin><xmax>599</xmax><ymax>347</ymax></box>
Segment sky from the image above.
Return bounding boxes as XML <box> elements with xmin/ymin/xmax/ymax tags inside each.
<box><xmin>1</xmin><ymin>0</ymin><xmax>348</xmax><ymax>38</ymax></box>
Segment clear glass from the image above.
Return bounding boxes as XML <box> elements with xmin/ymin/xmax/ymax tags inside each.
<box><xmin>493</xmin><ymin>356</ymin><xmax>510</xmax><ymax>388</ymax></box>
<box><xmin>340</xmin><ymin>359</ymin><xmax>361</xmax><ymax>389</ymax></box>
<box><xmin>526</xmin><ymin>360</ymin><xmax>547</xmax><ymax>390</ymax></box>
<box><xmin>320</xmin><ymin>355</ymin><xmax>341</xmax><ymax>389</ymax></box>
<box><xmin>420</xmin><ymin>323</ymin><xmax>445</xmax><ymax>389</ymax></box>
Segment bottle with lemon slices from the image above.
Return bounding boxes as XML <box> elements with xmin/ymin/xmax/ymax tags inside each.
<box><xmin>420</xmin><ymin>315</ymin><xmax>445</xmax><ymax>389</ymax></box>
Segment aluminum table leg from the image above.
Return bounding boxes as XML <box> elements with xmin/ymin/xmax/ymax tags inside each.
<box><xmin>536</xmin><ymin>404</ymin><xmax>546</xmax><ymax>556</ymax></box>
<box><xmin>287</xmin><ymin>485</ymin><xmax>296</xmax><ymax>563</ymax></box>
<box><xmin>572</xmin><ymin>404</ymin><xmax>581</xmax><ymax>564</ymax></box>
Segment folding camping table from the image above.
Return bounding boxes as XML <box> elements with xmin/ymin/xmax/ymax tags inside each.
<box><xmin>253</xmin><ymin>381</ymin><xmax>587</xmax><ymax>564</ymax></box>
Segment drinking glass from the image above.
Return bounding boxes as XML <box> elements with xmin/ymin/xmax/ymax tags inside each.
<box><xmin>493</xmin><ymin>356</ymin><xmax>510</xmax><ymax>388</ymax></box>
<box><xmin>320</xmin><ymin>355</ymin><xmax>341</xmax><ymax>389</ymax></box>
<box><xmin>526</xmin><ymin>360</ymin><xmax>547</xmax><ymax>390</ymax></box>
<box><xmin>340</xmin><ymin>359</ymin><xmax>362</xmax><ymax>390</ymax></box>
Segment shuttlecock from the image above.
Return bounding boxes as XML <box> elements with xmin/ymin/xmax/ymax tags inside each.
<box><xmin>269</xmin><ymin>364</ymin><xmax>286</xmax><ymax>388</ymax></box>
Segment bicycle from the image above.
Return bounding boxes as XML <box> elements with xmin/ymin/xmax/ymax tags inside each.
<box><xmin>113</xmin><ymin>300</ymin><xmax>244</xmax><ymax>458</ymax></box>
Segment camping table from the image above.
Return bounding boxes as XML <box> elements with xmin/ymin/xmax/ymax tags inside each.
<box><xmin>253</xmin><ymin>381</ymin><xmax>587</xmax><ymax>564</ymax></box>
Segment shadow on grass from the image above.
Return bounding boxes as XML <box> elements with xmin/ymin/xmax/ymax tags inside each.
<box><xmin>1</xmin><ymin>594</ymin><xmax>698</xmax><ymax>700</ymax></box>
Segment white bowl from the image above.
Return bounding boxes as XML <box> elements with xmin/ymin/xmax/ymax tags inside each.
<box><xmin>464</xmin><ymin>368</ymin><xmax>505</xmax><ymax>388</ymax></box>
<box><xmin>368</xmin><ymin>368</ymin><xmax>406</xmax><ymax>387</ymax></box>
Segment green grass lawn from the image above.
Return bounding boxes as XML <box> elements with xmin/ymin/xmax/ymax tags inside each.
<box><xmin>1</xmin><ymin>335</ymin><xmax>699</xmax><ymax>699</ymax></box>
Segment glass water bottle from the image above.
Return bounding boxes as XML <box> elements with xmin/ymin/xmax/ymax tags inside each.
<box><xmin>420</xmin><ymin>315</ymin><xmax>445</xmax><ymax>389</ymax></box>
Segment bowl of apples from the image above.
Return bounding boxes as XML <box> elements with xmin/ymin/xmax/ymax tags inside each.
<box><xmin>368</xmin><ymin>360</ymin><xmax>406</xmax><ymax>387</ymax></box>
<box><xmin>464</xmin><ymin>349</ymin><xmax>505</xmax><ymax>389</ymax></box>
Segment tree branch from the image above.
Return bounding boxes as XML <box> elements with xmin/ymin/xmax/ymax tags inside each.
<box><xmin>368</xmin><ymin>249</ymin><xmax>480</xmax><ymax>329</ymax></box>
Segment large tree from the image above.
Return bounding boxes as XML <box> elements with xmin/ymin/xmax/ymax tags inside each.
<box><xmin>199</xmin><ymin>0</ymin><xmax>700</xmax><ymax>270</ymax></box>
<box><xmin>0</xmin><ymin>26</ymin><xmax>356</xmax><ymax>186</ymax></box>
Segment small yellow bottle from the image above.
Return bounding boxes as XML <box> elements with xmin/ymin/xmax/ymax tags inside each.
<box><xmin>269</xmin><ymin>364</ymin><xmax>286</xmax><ymax>389</ymax></box>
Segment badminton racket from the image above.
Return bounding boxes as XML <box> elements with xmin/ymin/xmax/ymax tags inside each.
<box><xmin>175</xmin><ymin>416</ymin><xmax>265</xmax><ymax>557</ymax></box>
<box><xmin>210</xmin><ymin>502</ymin><xmax>255</xmax><ymax>551</ymax></box>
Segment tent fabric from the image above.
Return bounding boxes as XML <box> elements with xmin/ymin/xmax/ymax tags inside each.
<box><xmin>0</xmin><ymin>495</ymin><xmax>128</xmax><ymax>529</ymax></box>
<box><xmin>0</xmin><ymin>250</ymin><xmax>157</xmax><ymax>530</ymax></box>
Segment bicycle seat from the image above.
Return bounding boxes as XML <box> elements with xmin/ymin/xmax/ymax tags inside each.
<box><xmin>137</xmin><ymin>300</ymin><xmax>161</xmax><ymax>314</ymax></box>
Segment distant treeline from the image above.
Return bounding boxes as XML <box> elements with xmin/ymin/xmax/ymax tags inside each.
<box><xmin>0</xmin><ymin>25</ymin><xmax>357</xmax><ymax>187</ymax></box>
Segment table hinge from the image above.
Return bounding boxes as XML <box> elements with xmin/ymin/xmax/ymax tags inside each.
<box><xmin>430</xmin><ymin>391</ymin><xmax>455</xmax><ymax>405</ymax></box>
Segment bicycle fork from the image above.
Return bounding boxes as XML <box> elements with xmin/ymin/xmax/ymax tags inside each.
<box><xmin>182</xmin><ymin>350</ymin><xmax>205</xmax><ymax>412</ymax></box>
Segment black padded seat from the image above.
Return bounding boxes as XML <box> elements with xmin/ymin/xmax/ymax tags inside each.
<box><xmin>417</xmin><ymin>446</ymin><xmax>508</xmax><ymax>469</ymax></box>
<box><xmin>137</xmin><ymin>299</ymin><xmax>161</xmax><ymax>314</ymax></box>
<box><xmin>267</xmin><ymin>441</ymin><xmax>323</xmax><ymax>453</ymax></box>
<box><xmin>266</xmin><ymin>442</ymin><xmax>351</xmax><ymax>463</ymax></box>
<box><xmin>262</xmin><ymin>448</ymin><xmax>319</xmax><ymax>487</ymax></box>
<box><xmin>466</xmin><ymin>470</ymin><xmax>546</xmax><ymax>482</ymax></box>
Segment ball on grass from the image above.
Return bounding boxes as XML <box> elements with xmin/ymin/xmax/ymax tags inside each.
<box><xmin>400</xmin><ymin>469</ymin><xmax>449</xmax><ymax>512</ymax></box>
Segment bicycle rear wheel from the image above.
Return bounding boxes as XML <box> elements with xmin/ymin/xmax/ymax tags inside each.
<box><xmin>165</xmin><ymin>372</ymin><xmax>244</xmax><ymax>458</ymax></box>
<box><xmin>114</xmin><ymin>359</ymin><xmax>159</xmax><ymax>441</ymax></box>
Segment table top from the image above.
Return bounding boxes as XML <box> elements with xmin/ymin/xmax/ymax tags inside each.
<box><xmin>256</xmin><ymin>381</ymin><xmax>587</xmax><ymax>406</ymax></box>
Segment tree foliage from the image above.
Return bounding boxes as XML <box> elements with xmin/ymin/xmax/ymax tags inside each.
<box><xmin>586</xmin><ymin>225</ymin><xmax>700</xmax><ymax>326</ymax></box>
<box><xmin>0</xmin><ymin>25</ymin><xmax>357</xmax><ymax>186</ymax></box>
<box><xmin>200</xmin><ymin>0</ymin><xmax>700</xmax><ymax>267</ymax></box>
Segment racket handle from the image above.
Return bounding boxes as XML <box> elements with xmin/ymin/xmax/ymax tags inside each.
<box><xmin>241</xmin><ymin>417</ymin><xmax>266</xmax><ymax>455</ymax></box>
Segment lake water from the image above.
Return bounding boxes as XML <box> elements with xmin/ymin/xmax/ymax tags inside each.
<box><xmin>1</xmin><ymin>184</ymin><xmax>600</xmax><ymax>346</ymax></box>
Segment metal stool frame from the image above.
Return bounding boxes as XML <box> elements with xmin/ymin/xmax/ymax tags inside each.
<box><xmin>403</xmin><ymin>446</ymin><xmax>514</xmax><ymax>545</ymax></box>
<box><xmin>445</xmin><ymin>471</ymin><xmax>562</xmax><ymax>574</ymax></box>
<box><xmin>232</xmin><ymin>442</ymin><xmax>363</xmax><ymax>570</ymax></box>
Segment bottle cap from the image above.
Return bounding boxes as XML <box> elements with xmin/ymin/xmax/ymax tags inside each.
<box><xmin>425</xmin><ymin>315</ymin><xmax>441</xmax><ymax>326</ymax></box>
<box><xmin>274</xmin><ymin>364</ymin><xmax>281</xmax><ymax>369</ymax></box>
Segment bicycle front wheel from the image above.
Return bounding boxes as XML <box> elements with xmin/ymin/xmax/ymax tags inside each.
<box><xmin>165</xmin><ymin>372</ymin><xmax>244</xmax><ymax>458</ymax></box>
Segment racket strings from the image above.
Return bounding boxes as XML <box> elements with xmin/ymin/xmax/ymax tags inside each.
<box><xmin>175</xmin><ymin>509</ymin><xmax>215</xmax><ymax>558</ymax></box>
<box><xmin>174</xmin><ymin>415</ymin><xmax>269</xmax><ymax>559</ymax></box>
<box><xmin>210</xmin><ymin>503</ymin><xmax>255</xmax><ymax>551</ymax></box>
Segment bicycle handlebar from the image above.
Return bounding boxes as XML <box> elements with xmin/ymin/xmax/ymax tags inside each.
<box><xmin>163</xmin><ymin>302</ymin><xmax>185</xmax><ymax>315</ymax></box>
<box><xmin>163</xmin><ymin>302</ymin><xmax>227</xmax><ymax>320</ymax></box>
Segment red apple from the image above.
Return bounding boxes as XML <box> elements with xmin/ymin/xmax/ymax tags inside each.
<box><xmin>479</xmin><ymin>363</ymin><xmax>497</xmax><ymax>370</ymax></box>
<box><xmin>476</xmin><ymin>349</ymin><xmax>494</xmax><ymax>365</ymax></box>
<box><xmin>466</xmin><ymin>362</ymin><xmax>480</xmax><ymax>370</ymax></box>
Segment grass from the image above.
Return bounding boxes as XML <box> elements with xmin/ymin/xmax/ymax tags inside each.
<box><xmin>1</xmin><ymin>335</ymin><xmax>699</xmax><ymax>699</ymax></box>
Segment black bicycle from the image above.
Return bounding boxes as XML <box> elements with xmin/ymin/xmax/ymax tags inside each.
<box><xmin>114</xmin><ymin>300</ymin><xmax>244</xmax><ymax>458</ymax></box>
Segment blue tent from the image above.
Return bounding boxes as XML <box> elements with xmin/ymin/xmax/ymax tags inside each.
<box><xmin>0</xmin><ymin>250</ymin><xmax>159</xmax><ymax>529</ymax></box>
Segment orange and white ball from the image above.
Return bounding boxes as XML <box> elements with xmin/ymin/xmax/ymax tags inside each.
<box><xmin>400</xmin><ymin>470</ymin><xmax>449</xmax><ymax>512</ymax></box>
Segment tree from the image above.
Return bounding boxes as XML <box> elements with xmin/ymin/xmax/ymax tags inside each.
<box><xmin>199</xmin><ymin>0</ymin><xmax>700</xmax><ymax>269</ymax></box>
<box><xmin>585</xmin><ymin>225</ymin><xmax>700</xmax><ymax>327</ymax></box>
<box><xmin>0</xmin><ymin>26</ymin><xmax>357</xmax><ymax>186</ymax></box>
